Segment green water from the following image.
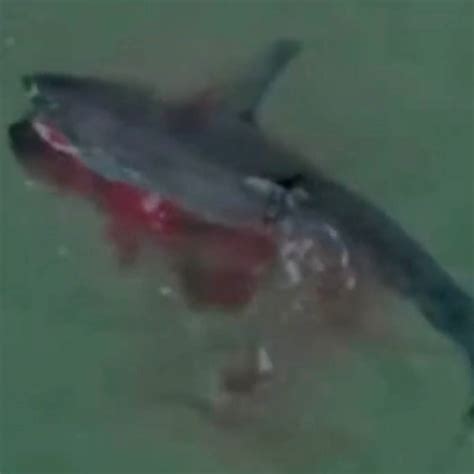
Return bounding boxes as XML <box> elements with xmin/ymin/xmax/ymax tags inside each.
<box><xmin>1</xmin><ymin>1</ymin><xmax>473</xmax><ymax>473</ymax></box>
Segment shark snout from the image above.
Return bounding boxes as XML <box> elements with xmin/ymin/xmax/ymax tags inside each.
<box><xmin>22</xmin><ymin>73</ymin><xmax>68</xmax><ymax>111</ymax></box>
<box><xmin>22</xmin><ymin>74</ymin><xmax>40</xmax><ymax>99</ymax></box>
<box><xmin>22</xmin><ymin>73</ymin><xmax>93</xmax><ymax>113</ymax></box>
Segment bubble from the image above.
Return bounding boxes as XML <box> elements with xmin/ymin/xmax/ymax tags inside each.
<box><xmin>24</xmin><ymin>179</ymin><xmax>37</xmax><ymax>190</ymax></box>
<box><xmin>159</xmin><ymin>286</ymin><xmax>173</xmax><ymax>297</ymax></box>
<box><xmin>4</xmin><ymin>36</ymin><xmax>16</xmax><ymax>48</ymax></box>
<box><xmin>57</xmin><ymin>245</ymin><xmax>70</xmax><ymax>258</ymax></box>
<box><xmin>257</xmin><ymin>347</ymin><xmax>273</xmax><ymax>374</ymax></box>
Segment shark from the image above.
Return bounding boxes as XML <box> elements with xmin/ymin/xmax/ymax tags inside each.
<box><xmin>7</xmin><ymin>39</ymin><xmax>474</xmax><ymax>442</ymax></box>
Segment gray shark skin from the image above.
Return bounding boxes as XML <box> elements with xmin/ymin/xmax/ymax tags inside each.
<box><xmin>14</xmin><ymin>39</ymin><xmax>474</xmax><ymax>431</ymax></box>
<box><xmin>21</xmin><ymin>40</ymin><xmax>306</xmax><ymax>228</ymax></box>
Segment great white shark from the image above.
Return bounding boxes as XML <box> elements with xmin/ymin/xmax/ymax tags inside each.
<box><xmin>8</xmin><ymin>39</ymin><xmax>473</xmax><ymax>445</ymax></box>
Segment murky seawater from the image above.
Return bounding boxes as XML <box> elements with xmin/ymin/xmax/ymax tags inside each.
<box><xmin>1</xmin><ymin>1</ymin><xmax>473</xmax><ymax>473</ymax></box>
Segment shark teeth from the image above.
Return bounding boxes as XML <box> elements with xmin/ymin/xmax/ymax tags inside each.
<box><xmin>32</xmin><ymin>120</ymin><xmax>81</xmax><ymax>158</ymax></box>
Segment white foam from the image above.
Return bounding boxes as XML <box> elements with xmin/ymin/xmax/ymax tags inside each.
<box><xmin>257</xmin><ymin>347</ymin><xmax>273</xmax><ymax>374</ymax></box>
<box><xmin>141</xmin><ymin>193</ymin><xmax>162</xmax><ymax>213</ymax></box>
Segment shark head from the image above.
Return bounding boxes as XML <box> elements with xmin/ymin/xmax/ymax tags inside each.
<box><xmin>26</xmin><ymin>74</ymin><xmax>159</xmax><ymax>150</ymax></box>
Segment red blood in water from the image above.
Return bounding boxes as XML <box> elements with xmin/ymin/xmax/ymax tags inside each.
<box><xmin>28</xmin><ymin>123</ymin><xmax>277</xmax><ymax>309</ymax></box>
<box><xmin>31</xmin><ymin>146</ymin><xmax>101</xmax><ymax>196</ymax></box>
<box><xmin>179</xmin><ymin>226</ymin><xmax>276</xmax><ymax>308</ymax></box>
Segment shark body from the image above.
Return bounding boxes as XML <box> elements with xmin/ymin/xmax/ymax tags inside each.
<box><xmin>8</xmin><ymin>39</ymin><xmax>473</xmax><ymax>436</ymax></box>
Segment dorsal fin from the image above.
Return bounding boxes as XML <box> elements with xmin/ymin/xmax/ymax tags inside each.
<box><xmin>226</xmin><ymin>38</ymin><xmax>302</xmax><ymax>123</ymax></box>
<box><xmin>164</xmin><ymin>39</ymin><xmax>302</xmax><ymax>131</ymax></box>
